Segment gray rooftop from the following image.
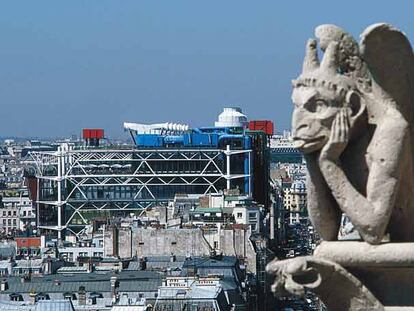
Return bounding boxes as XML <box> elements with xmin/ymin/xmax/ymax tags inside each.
<box><xmin>0</xmin><ymin>300</ymin><xmax>74</xmax><ymax>311</ymax></box>
<box><xmin>182</xmin><ymin>256</ymin><xmax>238</xmax><ymax>269</ymax></box>
<box><xmin>34</xmin><ymin>300</ymin><xmax>75</xmax><ymax>311</ymax></box>
<box><xmin>0</xmin><ymin>246</ymin><xmax>15</xmax><ymax>259</ymax></box>
<box><xmin>2</xmin><ymin>271</ymin><xmax>163</xmax><ymax>294</ymax></box>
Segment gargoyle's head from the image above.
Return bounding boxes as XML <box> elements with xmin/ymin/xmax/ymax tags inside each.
<box><xmin>291</xmin><ymin>39</ymin><xmax>366</xmax><ymax>154</ymax></box>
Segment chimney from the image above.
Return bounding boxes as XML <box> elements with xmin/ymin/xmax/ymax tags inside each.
<box><xmin>87</xmin><ymin>258</ymin><xmax>93</xmax><ymax>273</ymax></box>
<box><xmin>44</xmin><ymin>256</ymin><xmax>52</xmax><ymax>275</ymax></box>
<box><xmin>29</xmin><ymin>290</ymin><xmax>37</xmax><ymax>305</ymax></box>
<box><xmin>110</xmin><ymin>276</ymin><xmax>119</xmax><ymax>302</ymax></box>
<box><xmin>78</xmin><ymin>286</ymin><xmax>86</xmax><ymax>305</ymax></box>
<box><xmin>0</xmin><ymin>279</ymin><xmax>8</xmax><ymax>291</ymax></box>
<box><xmin>40</xmin><ymin>235</ymin><xmax>46</xmax><ymax>248</ymax></box>
<box><xmin>113</xmin><ymin>227</ymin><xmax>119</xmax><ymax>257</ymax></box>
<box><xmin>139</xmin><ymin>257</ymin><xmax>147</xmax><ymax>270</ymax></box>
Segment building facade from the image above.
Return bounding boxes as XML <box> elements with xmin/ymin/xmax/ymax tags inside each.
<box><xmin>26</xmin><ymin>124</ymin><xmax>270</xmax><ymax>238</ymax></box>
<box><xmin>283</xmin><ymin>180</ymin><xmax>307</xmax><ymax>225</ymax></box>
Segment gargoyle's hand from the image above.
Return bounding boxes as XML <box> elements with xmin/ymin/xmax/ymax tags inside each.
<box><xmin>266</xmin><ymin>257</ymin><xmax>322</xmax><ymax>298</ymax></box>
<box><xmin>320</xmin><ymin>108</ymin><xmax>350</xmax><ymax>162</ymax></box>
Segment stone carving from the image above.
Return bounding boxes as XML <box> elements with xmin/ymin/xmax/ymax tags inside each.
<box><xmin>267</xmin><ymin>23</ymin><xmax>414</xmax><ymax>311</ymax></box>
<box><xmin>291</xmin><ymin>23</ymin><xmax>414</xmax><ymax>244</ymax></box>
<box><xmin>266</xmin><ymin>256</ymin><xmax>384</xmax><ymax>311</ymax></box>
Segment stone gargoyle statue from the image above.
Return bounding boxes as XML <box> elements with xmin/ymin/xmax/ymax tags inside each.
<box><xmin>290</xmin><ymin>23</ymin><xmax>414</xmax><ymax>245</ymax></box>
<box><xmin>267</xmin><ymin>23</ymin><xmax>414</xmax><ymax>311</ymax></box>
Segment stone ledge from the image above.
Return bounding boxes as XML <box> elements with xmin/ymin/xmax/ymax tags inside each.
<box><xmin>314</xmin><ymin>241</ymin><xmax>414</xmax><ymax>267</ymax></box>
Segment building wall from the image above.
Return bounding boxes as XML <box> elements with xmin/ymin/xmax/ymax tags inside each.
<box><xmin>103</xmin><ymin>227</ymin><xmax>115</xmax><ymax>257</ymax></box>
<box><xmin>103</xmin><ymin>226</ymin><xmax>133</xmax><ymax>258</ymax></box>
<box><xmin>58</xmin><ymin>247</ymin><xmax>104</xmax><ymax>262</ymax></box>
<box><xmin>232</xmin><ymin>206</ymin><xmax>260</xmax><ymax>234</ymax></box>
<box><xmin>118</xmin><ymin>227</ymin><xmax>132</xmax><ymax>258</ymax></box>
<box><xmin>0</xmin><ymin>205</ymin><xmax>20</xmax><ymax>234</ymax></box>
<box><xmin>202</xmin><ymin>229</ymin><xmax>220</xmax><ymax>251</ymax></box>
<box><xmin>103</xmin><ymin>226</ymin><xmax>257</xmax><ymax>272</ymax></box>
<box><xmin>132</xmin><ymin>228</ymin><xmax>211</xmax><ymax>258</ymax></box>
<box><xmin>1</xmin><ymin>196</ymin><xmax>35</xmax><ymax>233</ymax></box>
<box><xmin>283</xmin><ymin>185</ymin><xmax>307</xmax><ymax>225</ymax></box>
<box><xmin>284</xmin><ymin>190</ymin><xmax>306</xmax><ymax>212</ymax></box>
<box><xmin>219</xmin><ymin>227</ymin><xmax>257</xmax><ymax>273</ymax></box>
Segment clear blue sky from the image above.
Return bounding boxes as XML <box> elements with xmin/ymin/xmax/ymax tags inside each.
<box><xmin>0</xmin><ymin>1</ymin><xmax>413</xmax><ymax>138</ymax></box>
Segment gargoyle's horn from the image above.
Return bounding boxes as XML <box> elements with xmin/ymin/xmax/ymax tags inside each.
<box><xmin>320</xmin><ymin>41</ymin><xmax>339</xmax><ymax>75</ymax></box>
<box><xmin>302</xmin><ymin>39</ymin><xmax>319</xmax><ymax>73</ymax></box>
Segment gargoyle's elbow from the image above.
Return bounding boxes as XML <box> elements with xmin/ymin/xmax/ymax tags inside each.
<box><xmin>363</xmin><ymin>234</ymin><xmax>383</xmax><ymax>245</ymax></box>
<box><xmin>361</xmin><ymin>227</ymin><xmax>384</xmax><ymax>245</ymax></box>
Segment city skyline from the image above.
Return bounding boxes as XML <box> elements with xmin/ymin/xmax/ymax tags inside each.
<box><xmin>0</xmin><ymin>1</ymin><xmax>413</xmax><ymax>138</ymax></box>
<box><xmin>2</xmin><ymin>4</ymin><xmax>411</xmax><ymax>308</ymax></box>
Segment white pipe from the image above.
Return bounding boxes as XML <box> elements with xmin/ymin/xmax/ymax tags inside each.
<box><xmin>226</xmin><ymin>145</ymin><xmax>231</xmax><ymax>190</ymax></box>
<box><xmin>57</xmin><ymin>146</ymin><xmax>62</xmax><ymax>241</ymax></box>
<box><xmin>123</xmin><ymin>122</ymin><xmax>190</xmax><ymax>134</ymax></box>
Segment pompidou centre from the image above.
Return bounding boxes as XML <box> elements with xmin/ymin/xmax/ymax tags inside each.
<box><xmin>25</xmin><ymin>108</ymin><xmax>271</xmax><ymax>238</ymax></box>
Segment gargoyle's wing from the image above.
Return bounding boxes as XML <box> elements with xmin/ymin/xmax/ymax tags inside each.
<box><xmin>360</xmin><ymin>23</ymin><xmax>414</xmax><ymax>123</ymax></box>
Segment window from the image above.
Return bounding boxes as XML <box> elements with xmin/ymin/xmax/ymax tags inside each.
<box><xmin>12</xmin><ymin>219</ymin><xmax>16</xmax><ymax>226</ymax></box>
<box><xmin>13</xmin><ymin>211</ymin><xmax>17</xmax><ymax>216</ymax></box>
<box><xmin>2</xmin><ymin>211</ymin><xmax>5</xmax><ymax>217</ymax></box>
<box><xmin>248</xmin><ymin>212</ymin><xmax>257</xmax><ymax>220</ymax></box>
<box><xmin>237</xmin><ymin>212</ymin><xmax>243</xmax><ymax>219</ymax></box>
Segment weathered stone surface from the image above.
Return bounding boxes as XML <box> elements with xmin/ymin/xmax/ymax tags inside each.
<box><xmin>315</xmin><ymin>242</ymin><xmax>414</xmax><ymax>307</ymax></box>
<box><xmin>133</xmin><ymin>228</ymin><xmax>212</xmax><ymax>257</ymax></box>
<box><xmin>315</xmin><ymin>241</ymin><xmax>414</xmax><ymax>267</ymax></box>
<box><xmin>291</xmin><ymin>23</ymin><xmax>414</xmax><ymax>245</ymax></box>
<box><xmin>266</xmin><ymin>256</ymin><xmax>384</xmax><ymax>311</ymax></box>
<box><xmin>267</xmin><ymin>23</ymin><xmax>414</xmax><ymax>310</ymax></box>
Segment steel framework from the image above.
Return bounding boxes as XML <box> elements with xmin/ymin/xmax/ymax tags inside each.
<box><xmin>28</xmin><ymin>144</ymin><xmax>252</xmax><ymax>238</ymax></box>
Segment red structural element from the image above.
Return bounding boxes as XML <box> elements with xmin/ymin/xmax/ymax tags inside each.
<box><xmin>25</xmin><ymin>177</ymin><xmax>38</xmax><ymax>201</ymax></box>
<box><xmin>15</xmin><ymin>237</ymin><xmax>42</xmax><ymax>248</ymax></box>
<box><xmin>83</xmin><ymin>129</ymin><xmax>104</xmax><ymax>139</ymax></box>
<box><xmin>248</xmin><ymin>120</ymin><xmax>274</xmax><ymax>135</ymax></box>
